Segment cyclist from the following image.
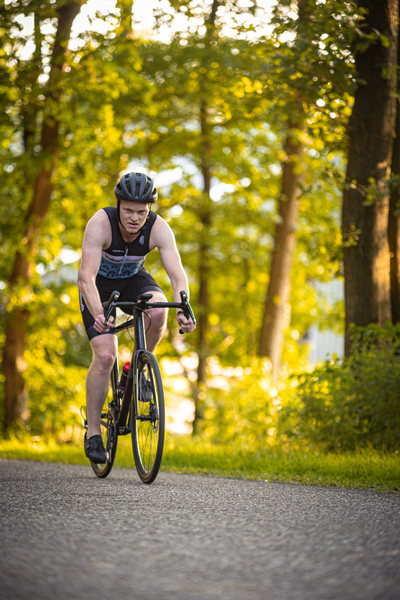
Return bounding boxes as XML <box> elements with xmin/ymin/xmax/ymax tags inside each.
<box><xmin>78</xmin><ymin>172</ymin><xmax>196</xmax><ymax>464</ymax></box>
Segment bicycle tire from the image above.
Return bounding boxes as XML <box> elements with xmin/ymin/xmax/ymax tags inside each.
<box><xmin>91</xmin><ymin>398</ymin><xmax>118</xmax><ymax>479</ymax></box>
<box><xmin>131</xmin><ymin>351</ymin><xmax>165</xmax><ymax>484</ymax></box>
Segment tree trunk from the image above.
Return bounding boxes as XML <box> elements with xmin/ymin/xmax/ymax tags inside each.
<box><xmin>342</xmin><ymin>0</ymin><xmax>398</xmax><ymax>354</ymax></box>
<box><xmin>259</xmin><ymin>126</ymin><xmax>304</xmax><ymax>375</ymax></box>
<box><xmin>258</xmin><ymin>0</ymin><xmax>312</xmax><ymax>377</ymax></box>
<box><xmin>3</xmin><ymin>1</ymin><xmax>84</xmax><ymax>430</ymax></box>
<box><xmin>116</xmin><ymin>0</ymin><xmax>133</xmax><ymax>33</ymax></box>
<box><xmin>192</xmin><ymin>97</ymin><xmax>212</xmax><ymax>435</ymax></box>
<box><xmin>388</xmin><ymin>107</ymin><xmax>400</xmax><ymax>325</ymax></box>
<box><xmin>388</xmin><ymin>19</ymin><xmax>400</xmax><ymax>325</ymax></box>
<box><xmin>191</xmin><ymin>0</ymin><xmax>219</xmax><ymax>434</ymax></box>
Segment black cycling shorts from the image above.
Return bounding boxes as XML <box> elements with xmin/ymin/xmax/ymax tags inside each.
<box><xmin>79</xmin><ymin>269</ymin><xmax>164</xmax><ymax>341</ymax></box>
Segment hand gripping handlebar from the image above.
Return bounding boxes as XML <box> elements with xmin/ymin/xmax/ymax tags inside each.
<box><xmin>178</xmin><ymin>290</ymin><xmax>196</xmax><ymax>334</ymax></box>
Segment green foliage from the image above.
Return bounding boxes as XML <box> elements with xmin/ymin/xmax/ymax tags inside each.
<box><xmin>197</xmin><ymin>361</ymin><xmax>278</xmax><ymax>445</ymax></box>
<box><xmin>279</xmin><ymin>323</ymin><xmax>400</xmax><ymax>452</ymax></box>
<box><xmin>0</xmin><ymin>0</ymin><xmax>357</xmax><ymax>438</ymax></box>
<box><xmin>0</xmin><ymin>1</ymin><xmax>146</xmax><ymax>433</ymax></box>
<box><xmin>22</xmin><ymin>281</ymin><xmax>87</xmax><ymax>435</ymax></box>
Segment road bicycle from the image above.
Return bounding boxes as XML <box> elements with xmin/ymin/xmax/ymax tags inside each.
<box><xmin>82</xmin><ymin>290</ymin><xmax>195</xmax><ymax>484</ymax></box>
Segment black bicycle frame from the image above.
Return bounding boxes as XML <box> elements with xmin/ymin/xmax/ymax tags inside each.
<box><xmin>103</xmin><ymin>291</ymin><xmax>196</xmax><ymax>436</ymax></box>
<box><xmin>110</xmin><ymin>309</ymin><xmax>146</xmax><ymax>435</ymax></box>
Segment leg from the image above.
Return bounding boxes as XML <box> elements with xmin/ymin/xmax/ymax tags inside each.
<box><xmin>86</xmin><ymin>333</ymin><xmax>117</xmax><ymax>439</ymax></box>
<box><xmin>143</xmin><ymin>290</ymin><xmax>168</xmax><ymax>353</ymax></box>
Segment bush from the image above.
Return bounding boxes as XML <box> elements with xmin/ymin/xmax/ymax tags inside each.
<box><xmin>278</xmin><ymin>323</ymin><xmax>400</xmax><ymax>451</ymax></box>
<box><xmin>23</xmin><ymin>325</ymin><xmax>87</xmax><ymax>438</ymax></box>
<box><xmin>196</xmin><ymin>361</ymin><xmax>278</xmax><ymax>446</ymax></box>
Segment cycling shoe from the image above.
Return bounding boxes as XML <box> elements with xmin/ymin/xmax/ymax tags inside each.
<box><xmin>84</xmin><ymin>433</ymin><xmax>108</xmax><ymax>464</ymax></box>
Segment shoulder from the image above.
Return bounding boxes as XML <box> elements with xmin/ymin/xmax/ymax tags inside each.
<box><xmin>83</xmin><ymin>209</ymin><xmax>112</xmax><ymax>248</ymax></box>
<box><xmin>149</xmin><ymin>214</ymin><xmax>176</xmax><ymax>251</ymax></box>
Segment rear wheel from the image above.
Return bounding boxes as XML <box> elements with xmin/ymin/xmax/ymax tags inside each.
<box><xmin>91</xmin><ymin>395</ymin><xmax>118</xmax><ymax>479</ymax></box>
<box><xmin>131</xmin><ymin>351</ymin><xmax>165</xmax><ymax>484</ymax></box>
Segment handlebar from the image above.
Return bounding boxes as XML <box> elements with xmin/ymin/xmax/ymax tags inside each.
<box><xmin>102</xmin><ymin>290</ymin><xmax>196</xmax><ymax>334</ymax></box>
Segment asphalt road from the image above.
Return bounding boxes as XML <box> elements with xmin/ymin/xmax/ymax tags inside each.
<box><xmin>0</xmin><ymin>460</ymin><xmax>399</xmax><ymax>600</ymax></box>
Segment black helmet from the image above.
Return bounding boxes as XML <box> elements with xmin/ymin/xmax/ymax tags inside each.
<box><xmin>114</xmin><ymin>172</ymin><xmax>158</xmax><ymax>203</ymax></box>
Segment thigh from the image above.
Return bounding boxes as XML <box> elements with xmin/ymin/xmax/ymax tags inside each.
<box><xmin>80</xmin><ymin>292</ymin><xmax>115</xmax><ymax>341</ymax></box>
<box><xmin>80</xmin><ymin>277</ymin><xmax>120</xmax><ymax>341</ymax></box>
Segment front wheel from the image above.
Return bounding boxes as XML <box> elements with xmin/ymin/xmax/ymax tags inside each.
<box><xmin>131</xmin><ymin>351</ymin><xmax>165</xmax><ymax>484</ymax></box>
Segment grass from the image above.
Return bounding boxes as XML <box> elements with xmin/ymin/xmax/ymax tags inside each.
<box><xmin>0</xmin><ymin>433</ymin><xmax>399</xmax><ymax>492</ymax></box>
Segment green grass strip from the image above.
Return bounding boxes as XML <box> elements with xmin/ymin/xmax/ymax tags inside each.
<box><xmin>0</xmin><ymin>434</ymin><xmax>399</xmax><ymax>493</ymax></box>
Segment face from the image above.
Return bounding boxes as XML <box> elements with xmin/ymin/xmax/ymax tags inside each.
<box><xmin>118</xmin><ymin>200</ymin><xmax>150</xmax><ymax>234</ymax></box>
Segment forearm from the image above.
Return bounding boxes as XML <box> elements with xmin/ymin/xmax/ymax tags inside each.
<box><xmin>170</xmin><ymin>271</ymin><xmax>190</xmax><ymax>304</ymax></box>
<box><xmin>170</xmin><ymin>270</ymin><xmax>196</xmax><ymax>333</ymax></box>
<box><xmin>78</xmin><ymin>274</ymin><xmax>104</xmax><ymax>320</ymax></box>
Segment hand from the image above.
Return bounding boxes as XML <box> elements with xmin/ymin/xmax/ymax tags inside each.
<box><xmin>177</xmin><ymin>311</ymin><xmax>196</xmax><ymax>334</ymax></box>
<box><xmin>94</xmin><ymin>313</ymin><xmax>114</xmax><ymax>333</ymax></box>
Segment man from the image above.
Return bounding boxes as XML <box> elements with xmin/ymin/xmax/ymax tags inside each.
<box><xmin>78</xmin><ymin>172</ymin><xmax>196</xmax><ymax>463</ymax></box>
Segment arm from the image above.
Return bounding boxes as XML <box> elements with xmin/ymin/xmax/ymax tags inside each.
<box><xmin>151</xmin><ymin>217</ymin><xmax>196</xmax><ymax>333</ymax></box>
<box><xmin>78</xmin><ymin>211</ymin><xmax>113</xmax><ymax>333</ymax></box>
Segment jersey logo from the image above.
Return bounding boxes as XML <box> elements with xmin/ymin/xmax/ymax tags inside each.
<box><xmin>139</xmin><ymin>235</ymin><xmax>145</xmax><ymax>245</ymax></box>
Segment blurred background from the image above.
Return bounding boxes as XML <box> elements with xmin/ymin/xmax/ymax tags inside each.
<box><xmin>1</xmin><ymin>0</ymin><xmax>399</xmax><ymax>454</ymax></box>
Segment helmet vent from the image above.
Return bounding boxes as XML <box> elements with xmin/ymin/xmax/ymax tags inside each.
<box><xmin>124</xmin><ymin>176</ymin><xmax>131</xmax><ymax>193</ymax></box>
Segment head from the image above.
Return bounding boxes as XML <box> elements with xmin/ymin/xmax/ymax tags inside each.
<box><xmin>118</xmin><ymin>199</ymin><xmax>151</xmax><ymax>234</ymax></box>
<box><xmin>114</xmin><ymin>172</ymin><xmax>158</xmax><ymax>232</ymax></box>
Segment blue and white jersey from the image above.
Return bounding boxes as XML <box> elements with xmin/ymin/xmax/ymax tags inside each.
<box><xmin>97</xmin><ymin>207</ymin><xmax>157</xmax><ymax>279</ymax></box>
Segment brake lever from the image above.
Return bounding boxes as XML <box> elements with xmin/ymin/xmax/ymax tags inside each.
<box><xmin>103</xmin><ymin>290</ymin><xmax>120</xmax><ymax>325</ymax></box>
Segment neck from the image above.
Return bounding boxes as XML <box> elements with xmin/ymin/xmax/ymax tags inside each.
<box><xmin>118</xmin><ymin>222</ymin><xmax>140</xmax><ymax>243</ymax></box>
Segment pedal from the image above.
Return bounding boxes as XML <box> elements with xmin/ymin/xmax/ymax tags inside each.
<box><xmin>150</xmin><ymin>403</ymin><xmax>159</xmax><ymax>421</ymax></box>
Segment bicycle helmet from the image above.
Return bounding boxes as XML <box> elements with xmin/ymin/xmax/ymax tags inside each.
<box><xmin>114</xmin><ymin>172</ymin><xmax>158</xmax><ymax>203</ymax></box>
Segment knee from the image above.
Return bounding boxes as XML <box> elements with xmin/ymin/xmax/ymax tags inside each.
<box><xmin>150</xmin><ymin>307</ymin><xmax>167</xmax><ymax>330</ymax></box>
<box><xmin>93</xmin><ymin>346</ymin><xmax>116</xmax><ymax>373</ymax></box>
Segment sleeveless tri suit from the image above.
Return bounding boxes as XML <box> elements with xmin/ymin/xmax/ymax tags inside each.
<box><xmin>79</xmin><ymin>207</ymin><xmax>163</xmax><ymax>340</ymax></box>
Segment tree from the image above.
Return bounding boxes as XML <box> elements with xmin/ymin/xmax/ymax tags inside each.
<box><xmin>0</xmin><ymin>0</ymin><xmax>148</xmax><ymax>431</ymax></box>
<box><xmin>342</xmin><ymin>0</ymin><xmax>398</xmax><ymax>353</ymax></box>
<box><xmin>259</xmin><ymin>123</ymin><xmax>304</xmax><ymax>375</ymax></box>
<box><xmin>388</xmin><ymin>26</ymin><xmax>400</xmax><ymax>325</ymax></box>
<box><xmin>259</xmin><ymin>0</ymin><xmax>355</xmax><ymax>374</ymax></box>
<box><xmin>2</xmin><ymin>0</ymin><xmax>87</xmax><ymax>429</ymax></box>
